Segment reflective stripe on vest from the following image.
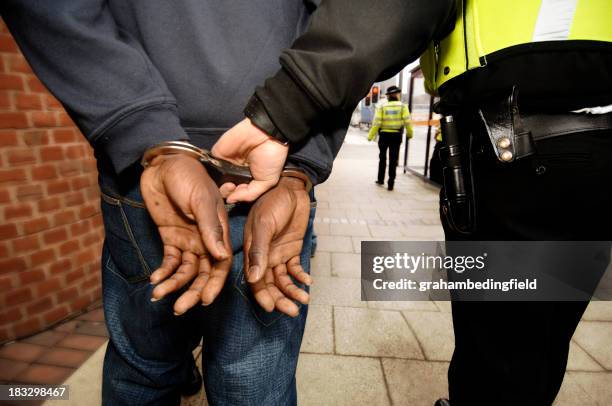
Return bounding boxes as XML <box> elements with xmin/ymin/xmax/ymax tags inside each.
<box><xmin>420</xmin><ymin>0</ymin><xmax>612</xmax><ymax>94</ymax></box>
<box><xmin>532</xmin><ymin>0</ymin><xmax>578</xmax><ymax>42</ymax></box>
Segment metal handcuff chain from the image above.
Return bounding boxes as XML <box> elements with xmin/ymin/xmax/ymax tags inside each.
<box><xmin>141</xmin><ymin>140</ymin><xmax>312</xmax><ymax>192</ymax></box>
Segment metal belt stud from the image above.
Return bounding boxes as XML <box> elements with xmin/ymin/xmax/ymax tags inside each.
<box><xmin>497</xmin><ymin>136</ymin><xmax>511</xmax><ymax>149</ymax></box>
<box><xmin>500</xmin><ymin>150</ymin><xmax>513</xmax><ymax>162</ymax></box>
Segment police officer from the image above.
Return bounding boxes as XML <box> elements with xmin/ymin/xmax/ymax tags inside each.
<box><xmin>421</xmin><ymin>2</ymin><xmax>612</xmax><ymax>405</ymax></box>
<box><xmin>368</xmin><ymin>85</ymin><xmax>413</xmax><ymax>190</ymax></box>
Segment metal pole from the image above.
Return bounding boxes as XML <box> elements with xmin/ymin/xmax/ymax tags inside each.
<box><xmin>403</xmin><ymin>75</ymin><xmax>415</xmax><ymax>173</ymax></box>
<box><xmin>423</xmin><ymin>95</ymin><xmax>434</xmax><ymax>177</ymax></box>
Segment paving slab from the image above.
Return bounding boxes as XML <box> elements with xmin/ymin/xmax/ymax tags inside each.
<box><xmin>21</xmin><ymin>331</ymin><xmax>68</xmax><ymax>347</ymax></box>
<box><xmin>565</xmin><ymin>371</ymin><xmax>612</xmax><ymax>405</ymax></box>
<box><xmin>56</xmin><ymin>334</ymin><xmax>107</xmax><ymax>352</ymax></box>
<box><xmin>310</xmin><ymin>251</ymin><xmax>331</xmax><ymax>277</ymax></box>
<box><xmin>309</xmin><ymin>276</ymin><xmax>366</xmax><ymax>308</ymax></box>
<box><xmin>367</xmin><ymin>300</ymin><xmax>440</xmax><ymax>312</ymax></box>
<box><xmin>352</xmin><ymin>236</ymin><xmax>412</xmax><ymax>253</ymax></box>
<box><xmin>0</xmin><ymin>342</ymin><xmax>46</xmax><ymax>363</ymax></box>
<box><xmin>301</xmin><ymin>305</ymin><xmax>334</xmax><ymax>354</ymax></box>
<box><xmin>553</xmin><ymin>373</ymin><xmax>598</xmax><ymax>405</ymax></box>
<box><xmin>314</xmin><ymin>207</ymin><xmax>347</xmax><ymax>219</ymax></box>
<box><xmin>297</xmin><ymin>353</ymin><xmax>390</xmax><ymax>406</ymax></box>
<box><xmin>37</xmin><ymin>348</ymin><xmax>92</xmax><ymax>368</ymax></box>
<box><xmin>331</xmin><ymin>252</ymin><xmax>362</xmax><ymax>278</ymax></box>
<box><xmin>313</xmin><ymin>221</ymin><xmax>330</xmax><ymax>236</ymax></box>
<box><xmin>74</xmin><ymin>321</ymin><xmax>109</xmax><ymax>337</ymax></box>
<box><xmin>330</xmin><ymin>223</ymin><xmax>371</xmax><ymax>237</ymax></box>
<box><xmin>381</xmin><ymin>358</ymin><xmax>449</xmax><ymax>406</ymax></box>
<box><xmin>434</xmin><ymin>301</ymin><xmax>453</xmax><ymax>313</ymax></box>
<box><xmin>401</xmin><ymin>225</ymin><xmax>445</xmax><ymax>240</ymax></box>
<box><xmin>347</xmin><ymin>209</ymin><xmax>381</xmax><ymax>222</ymax></box>
<box><xmin>369</xmin><ymin>225</ymin><xmax>405</xmax><ymax>239</ymax></box>
<box><xmin>316</xmin><ymin>235</ymin><xmax>354</xmax><ymax>253</ymax></box>
<box><xmin>14</xmin><ymin>364</ymin><xmax>74</xmax><ymax>385</ymax></box>
<box><xmin>334</xmin><ymin>307</ymin><xmax>423</xmax><ymax>359</ymax></box>
<box><xmin>582</xmin><ymin>301</ymin><xmax>612</xmax><ymax>321</ymax></box>
<box><xmin>0</xmin><ymin>358</ymin><xmax>29</xmax><ymax>381</ymax></box>
<box><xmin>76</xmin><ymin>308</ymin><xmax>105</xmax><ymax>322</ymax></box>
<box><xmin>567</xmin><ymin>341</ymin><xmax>604</xmax><ymax>372</ymax></box>
<box><xmin>402</xmin><ymin>311</ymin><xmax>455</xmax><ymax>361</ymax></box>
<box><xmin>572</xmin><ymin>321</ymin><xmax>612</xmax><ymax>370</ymax></box>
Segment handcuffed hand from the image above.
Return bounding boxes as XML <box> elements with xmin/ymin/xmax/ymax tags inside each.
<box><xmin>243</xmin><ymin>176</ymin><xmax>312</xmax><ymax>316</ymax></box>
<box><xmin>140</xmin><ymin>154</ymin><xmax>232</xmax><ymax>315</ymax></box>
<box><xmin>212</xmin><ymin>118</ymin><xmax>288</xmax><ymax>203</ymax></box>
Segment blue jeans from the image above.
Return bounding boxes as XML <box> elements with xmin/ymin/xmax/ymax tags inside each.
<box><xmin>97</xmin><ymin>164</ymin><xmax>313</xmax><ymax>405</ymax></box>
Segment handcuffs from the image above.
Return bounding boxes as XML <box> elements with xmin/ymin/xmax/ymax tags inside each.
<box><xmin>141</xmin><ymin>140</ymin><xmax>312</xmax><ymax>192</ymax></box>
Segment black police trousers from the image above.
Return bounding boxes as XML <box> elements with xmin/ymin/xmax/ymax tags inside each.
<box><xmin>377</xmin><ymin>131</ymin><xmax>402</xmax><ymax>186</ymax></box>
<box><xmin>442</xmin><ymin>119</ymin><xmax>612</xmax><ymax>406</ymax></box>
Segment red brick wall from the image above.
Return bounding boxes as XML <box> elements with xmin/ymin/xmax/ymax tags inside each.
<box><xmin>0</xmin><ymin>20</ymin><xmax>103</xmax><ymax>343</ymax></box>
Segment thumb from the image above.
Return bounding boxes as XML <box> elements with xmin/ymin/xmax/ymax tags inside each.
<box><xmin>246</xmin><ymin>216</ymin><xmax>275</xmax><ymax>283</ymax></box>
<box><xmin>219</xmin><ymin>182</ymin><xmax>237</xmax><ymax>198</ymax></box>
<box><xmin>226</xmin><ymin>179</ymin><xmax>278</xmax><ymax>203</ymax></box>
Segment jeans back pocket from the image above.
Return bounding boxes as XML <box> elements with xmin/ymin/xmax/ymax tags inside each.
<box><xmin>101</xmin><ymin>190</ymin><xmax>163</xmax><ymax>283</ymax></box>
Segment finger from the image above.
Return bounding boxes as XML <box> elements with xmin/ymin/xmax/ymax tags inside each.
<box><xmin>243</xmin><ymin>231</ymin><xmax>252</xmax><ymax>282</ymax></box>
<box><xmin>200</xmin><ymin>258</ymin><xmax>231</xmax><ymax>305</ymax></box>
<box><xmin>150</xmin><ymin>245</ymin><xmax>182</xmax><ymax>284</ymax></box>
<box><xmin>265</xmin><ymin>276</ymin><xmax>300</xmax><ymax>317</ymax></box>
<box><xmin>151</xmin><ymin>251</ymin><xmax>199</xmax><ymax>301</ymax></box>
<box><xmin>173</xmin><ymin>256</ymin><xmax>212</xmax><ymax>315</ymax></box>
<box><xmin>200</xmin><ymin>204</ymin><xmax>232</xmax><ymax>305</ymax></box>
<box><xmin>250</xmin><ymin>271</ymin><xmax>275</xmax><ymax>313</ymax></box>
<box><xmin>286</xmin><ymin>256</ymin><xmax>313</xmax><ymax>286</ymax></box>
<box><xmin>273</xmin><ymin>296</ymin><xmax>300</xmax><ymax>317</ymax></box>
<box><xmin>192</xmin><ymin>198</ymin><xmax>229</xmax><ymax>261</ymax></box>
<box><xmin>274</xmin><ymin>264</ymin><xmax>309</xmax><ymax>305</ymax></box>
<box><xmin>226</xmin><ymin>179</ymin><xmax>278</xmax><ymax>203</ymax></box>
<box><xmin>246</xmin><ymin>214</ymin><xmax>275</xmax><ymax>283</ymax></box>
<box><xmin>219</xmin><ymin>182</ymin><xmax>237</xmax><ymax>198</ymax></box>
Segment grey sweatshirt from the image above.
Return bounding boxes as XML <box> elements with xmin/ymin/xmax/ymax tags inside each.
<box><xmin>1</xmin><ymin>0</ymin><xmax>348</xmax><ymax>184</ymax></box>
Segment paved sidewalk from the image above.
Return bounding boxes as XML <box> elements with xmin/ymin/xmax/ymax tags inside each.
<box><xmin>0</xmin><ymin>303</ymin><xmax>107</xmax><ymax>406</ymax></box>
<box><xmin>32</xmin><ymin>127</ymin><xmax>612</xmax><ymax>405</ymax></box>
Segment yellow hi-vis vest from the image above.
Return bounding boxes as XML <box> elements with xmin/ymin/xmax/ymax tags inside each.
<box><xmin>421</xmin><ymin>0</ymin><xmax>612</xmax><ymax>95</ymax></box>
<box><xmin>368</xmin><ymin>101</ymin><xmax>413</xmax><ymax>141</ymax></box>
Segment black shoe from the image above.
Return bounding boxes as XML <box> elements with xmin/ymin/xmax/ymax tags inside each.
<box><xmin>375</xmin><ymin>180</ymin><xmax>384</xmax><ymax>186</ymax></box>
<box><xmin>434</xmin><ymin>399</ymin><xmax>451</xmax><ymax>406</ymax></box>
<box><xmin>387</xmin><ymin>183</ymin><xmax>394</xmax><ymax>191</ymax></box>
<box><xmin>180</xmin><ymin>360</ymin><xmax>203</xmax><ymax>397</ymax></box>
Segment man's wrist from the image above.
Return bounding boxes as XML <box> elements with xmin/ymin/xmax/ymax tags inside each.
<box><xmin>280</xmin><ymin>167</ymin><xmax>312</xmax><ymax>192</ymax></box>
<box><xmin>146</xmin><ymin>152</ymin><xmax>198</xmax><ymax>169</ymax></box>
<box><xmin>278</xmin><ymin>175</ymin><xmax>307</xmax><ymax>191</ymax></box>
<box><xmin>243</xmin><ymin>95</ymin><xmax>289</xmax><ymax>145</ymax></box>
<box><xmin>141</xmin><ymin>140</ymin><xmax>204</xmax><ymax>168</ymax></box>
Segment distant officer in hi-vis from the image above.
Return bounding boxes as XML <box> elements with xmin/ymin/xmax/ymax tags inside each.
<box><xmin>368</xmin><ymin>85</ymin><xmax>413</xmax><ymax>191</ymax></box>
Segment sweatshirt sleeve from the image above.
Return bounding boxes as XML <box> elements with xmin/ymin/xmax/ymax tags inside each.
<box><xmin>1</xmin><ymin>0</ymin><xmax>189</xmax><ymax>174</ymax></box>
<box><xmin>253</xmin><ymin>0</ymin><xmax>455</xmax><ymax>144</ymax></box>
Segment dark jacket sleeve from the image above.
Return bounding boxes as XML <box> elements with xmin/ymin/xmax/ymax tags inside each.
<box><xmin>255</xmin><ymin>0</ymin><xmax>456</xmax><ymax>144</ymax></box>
<box><xmin>1</xmin><ymin>0</ymin><xmax>188</xmax><ymax>175</ymax></box>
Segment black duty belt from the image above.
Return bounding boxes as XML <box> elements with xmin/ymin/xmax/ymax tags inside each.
<box><xmin>478</xmin><ymin>86</ymin><xmax>612</xmax><ymax>163</ymax></box>
<box><xmin>440</xmin><ymin>86</ymin><xmax>612</xmax><ymax>235</ymax></box>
